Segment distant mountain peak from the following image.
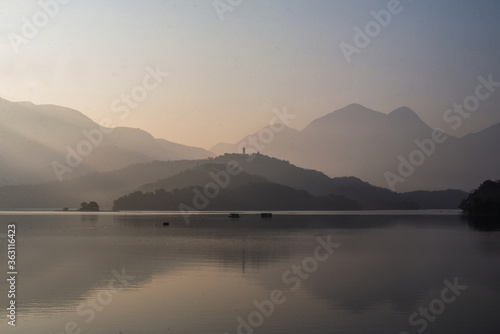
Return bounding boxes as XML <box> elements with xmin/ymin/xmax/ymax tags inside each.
<box><xmin>389</xmin><ymin>106</ymin><xmax>420</xmax><ymax>120</ymax></box>
<box><xmin>335</xmin><ymin>103</ymin><xmax>380</xmax><ymax>114</ymax></box>
<box><xmin>343</xmin><ymin>103</ymin><xmax>370</xmax><ymax>110</ymax></box>
<box><xmin>388</xmin><ymin>106</ymin><xmax>430</xmax><ymax>129</ymax></box>
<box><xmin>304</xmin><ymin>104</ymin><xmax>385</xmax><ymax>131</ymax></box>
<box><xmin>323</xmin><ymin>104</ymin><xmax>387</xmax><ymax>121</ymax></box>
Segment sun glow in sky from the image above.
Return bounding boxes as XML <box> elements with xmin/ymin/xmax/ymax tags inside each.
<box><xmin>1</xmin><ymin>0</ymin><xmax>500</xmax><ymax>149</ymax></box>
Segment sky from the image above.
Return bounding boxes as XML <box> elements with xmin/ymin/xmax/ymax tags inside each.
<box><xmin>1</xmin><ymin>0</ymin><xmax>500</xmax><ymax>149</ymax></box>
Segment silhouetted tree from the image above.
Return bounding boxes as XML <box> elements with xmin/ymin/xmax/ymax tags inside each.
<box><xmin>78</xmin><ymin>201</ymin><xmax>100</xmax><ymax>211</ymax></box>
<box><xmin>459</xmin><ymin>180</ymin><xmax>500</xmax><ymax>214</ymax></box>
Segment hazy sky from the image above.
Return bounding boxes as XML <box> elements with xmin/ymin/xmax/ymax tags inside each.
<box><xmin>1</xmin><ymin>0</ymin><xmax>500</xmax><ymax>149</ymax></box>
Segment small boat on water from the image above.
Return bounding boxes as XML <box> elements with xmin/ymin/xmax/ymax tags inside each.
<box><xmin>261</xmin><ymin>213</ymin><xmax>273</xmax><ymax>218</ymax></box>
<box><xmin>163</xmin><ymin>222</ymin><xmax>170</xmax><ymax>226</ymax></box>
<box><xmin>228</xmin><ymin>213</ymin><xmax>240</xmax><ymax>218</ymax></box>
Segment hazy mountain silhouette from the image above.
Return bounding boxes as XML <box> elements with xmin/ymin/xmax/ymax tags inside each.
<box><xmin>210</xmin><ymin>142</ymin><xmax>237</xmax><ymax>156</ymax></box>
<box><xmin>0</xmin><ymin>153</ymin><xmax>466</xmax><ymax>210</ymax></box>
<box><xmin>119</xmin><ymin>154</ymin><xmax>467</xmax><ymax>210</ymax></box>
<box><xmin>113</xmin><ymin>181</ymin><xmax>361</xmax><ymax>211</ymax></box>
<box><xmin>0</xmin><ymin>159</ymin><xmax>202</xmax><ymax>209</ymax></box>
<box><xmin>211</xmin><ymin>124</ymin><xmax>301</xmax><ymax>157</ymax></box>
<box><xmin>137</xmin><ymin>163</ymin><xmax>269</xmax><ymax>193</ymax></box>
<box><xmin>1</xmin><ymin>97</ymin><xmax>494</xmax><ymax>199</ymax></box>
<box><xmin>211</xmin><ymin>104</ymin><xmax>500</xmax><ymax>192</ymax></box>
<box><xmin>0</xmin><ymin>98</ymin><xmax>214</xmax><ymax>186</ymax></box>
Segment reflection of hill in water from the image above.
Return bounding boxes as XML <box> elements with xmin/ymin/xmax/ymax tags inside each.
<box><xmin>2</xmin><ymin>213</ymin><xmax>500</xmax><ymax>318</ymax></box>
<box><xmin>462</xmin><ymin>214</ymin><xmax>500</xmax><ymax>261</ymax></box>
<box><xmin>463</xmin><ymin>214</ymin><xmax>500</xmax><ymax>232</ymax></box>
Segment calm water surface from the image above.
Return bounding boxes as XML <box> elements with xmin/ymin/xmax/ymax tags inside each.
<box><xmin>0</xmin><ymin>212</ymin><xmax>499</xmax><ymax>334</ymax></box>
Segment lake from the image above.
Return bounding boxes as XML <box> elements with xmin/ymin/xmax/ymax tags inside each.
<box><xmin>1</xmin><ymin>211</ymin><xmax>499</xmax><ymax>334</ymax></box>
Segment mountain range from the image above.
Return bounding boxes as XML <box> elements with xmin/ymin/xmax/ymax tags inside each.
<box><xmin>0</xmin><ymin>97</ymin><xmax>214</xmax><ymax>187</ymax></box>
<box><xmin>211</xmin><ymin>104</ymin><xmax>500</xmax><ymax>192</ymax></box>
<box><xmin>0</xmin><ymin>97</ymin><xmax>498</xmax><ymax>206</ymax></box>
<box><xmin>113</xmin><ymin>169</ymin><xmax>362</xmax><ymax>212</ymax></box>
<box><xmin>0</xmin><ymin>153</ymin><xmax>467</xmax><ymax>210</ymax></box>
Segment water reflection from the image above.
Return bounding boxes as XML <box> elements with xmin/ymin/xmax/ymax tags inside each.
<box><xmin>0</xmin><ymin>213</ymin><xmax>499</xmax><ymax>334</ymax></box>
<box><xmin>462</xmin><ymin>213</ymin><xmax>500</xmax><ymax>232</ymax></box>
